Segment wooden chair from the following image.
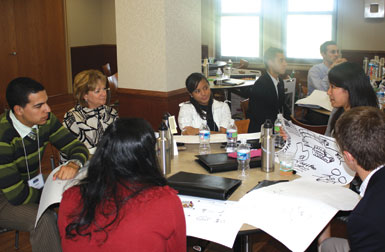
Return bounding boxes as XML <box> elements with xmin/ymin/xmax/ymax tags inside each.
<box><xmin>0</xmin><ymin>228</ymin><xmax>19</xmax><ymax>249</ymax></box>
<box><xmin>234</xmin><ymin>119</ymin><xmax>250</xmax><ymax>134</ymax></box>
<box><xmin>290</xmin><ymin>115</ymin><xmax>327</xmax><ymax>135</ymax></box>
<box><xmin>240</xmin><ymin>98</ymin><xmax>249</xmax><ymax>119</ymax></box>
<box><xmin>107</xmin><ymin>73</ymin><xmax>119</xmax><ymax>110</ymax></box>
<box><xmin>102</xmin><ymin>63</ymin><xmax>112</xmax><ymax>77</ymax></box>
<box><xmin>239</xmin><ymin>59</ymin><xmax>249</xmax><ymax>69</ymax></box>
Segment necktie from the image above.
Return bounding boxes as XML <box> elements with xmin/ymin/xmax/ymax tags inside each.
<box><xmin>28</xmin><ymin>128</ymin><xmax>37</xmax><ymax>141</ymax></box>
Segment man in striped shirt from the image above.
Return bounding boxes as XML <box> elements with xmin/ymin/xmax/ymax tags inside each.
<box><xmin>0</xmin><ymin>77</ymin><xmax>89</xmax><ymax>252</ymax></box>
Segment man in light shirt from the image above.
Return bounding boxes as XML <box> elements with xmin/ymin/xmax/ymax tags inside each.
<box><xmin>319</xmin><ymin>106</ymin><xmax>385</xmax><ymax>251</ymax></box>
<box><xmin>307</xmin><ymin>41</ymin><xmax>346</xmax><ymax>96</ymax></box>
<box><xmin>0</xmin><ymin>77</ymin><xmax>89</xmax><ymax>252</ymax></box>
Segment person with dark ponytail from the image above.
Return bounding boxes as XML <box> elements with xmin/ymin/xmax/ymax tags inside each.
<box><xmin>178</xmin><ymin>72</ymin><xmax>231</xmax><ymax>135</ymax></box>
<box><xmin>58</xmin><ymin>118</ymin><xmax>186</xmax><ymax>251</ymax></box>
<box><xmin>325</xmin><ymin>62</ymin><xmax>378</xmax><ymax>136</ymax></box>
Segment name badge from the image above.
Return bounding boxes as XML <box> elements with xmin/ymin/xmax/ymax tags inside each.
<box><xmin>28</xmin><ymin>174</ymin><xmax>44</xmax><ymax>189</ymax></box>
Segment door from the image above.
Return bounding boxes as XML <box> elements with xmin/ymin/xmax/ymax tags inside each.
<box><xmin>0</xmin><ymin>0</ymin><xmax>18</xmax><ymax>107</ymax></box>
<box><xmin>0</xmin><ymin>0</ymin><xmax>67</xmax><ymax>107</ymax></box>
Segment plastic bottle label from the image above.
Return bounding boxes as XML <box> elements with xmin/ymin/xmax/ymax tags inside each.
<box><xmin>226</xmin><ymin>130</ymin><xmax>238</xmax><ymax>139</ymax></box>
<box><xmin>274</xmin><ymin>126</ymin><xmax>280</xmax><ymax>132</ymax></box>
<box><xmin>237</xmin><ymin>151</ymin><xmax>250</xmax><ymax>161</ymax></box>
<box><xmin>199</xmin><ymin>130</ymin><xmax>210</xmax><ymax>140</ymax></box>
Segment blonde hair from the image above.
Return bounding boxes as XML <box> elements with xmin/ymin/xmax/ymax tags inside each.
<box><xmin>73</xmin><ymin>70</ymin><xmax>107</xmax><ymax>107</ymax></box>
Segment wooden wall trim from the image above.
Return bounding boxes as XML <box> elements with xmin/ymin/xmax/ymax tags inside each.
<box><xmin>118</xmin><ymin>88</ymin><xmax>189</xmax><ymax>129</ymax></box>
<box><xmin>118</xmin><ymin>87</ymin><xmax>187</xmax><ymax>98</ymax></box>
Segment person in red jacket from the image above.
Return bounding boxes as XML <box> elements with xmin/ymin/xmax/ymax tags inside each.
<box><xmin>58</xmin><ymin>118</ymin><xmax>186</xmax><ymax>252</ymax></box>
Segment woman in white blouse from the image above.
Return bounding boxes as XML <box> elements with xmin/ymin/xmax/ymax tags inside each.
<box><xmin>178</xmin><ymin>73</ymin><xmax>231</xmax><ymax>135</ymax></box>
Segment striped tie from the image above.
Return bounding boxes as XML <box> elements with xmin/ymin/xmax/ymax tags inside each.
<box><xmin>28</xmin><ymin>128</ymin><xmax>37</xmax><ymax>141</ymax></box>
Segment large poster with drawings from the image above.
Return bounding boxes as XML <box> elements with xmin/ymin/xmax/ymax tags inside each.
<box><xmin>281</xmin><ymin>120</ymin><xmax>355</xmax><ymax>185</ymax></box>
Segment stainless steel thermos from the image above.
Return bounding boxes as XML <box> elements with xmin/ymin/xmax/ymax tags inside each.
<box><xmin>261</xmin><ymin>119</ymin><xmax>275</xmax><ymax>172</ymax></box>
<box><xmin>157</xmin><ymin>122</ymin><xmax>171</xmax><ymax>176</ymax></box>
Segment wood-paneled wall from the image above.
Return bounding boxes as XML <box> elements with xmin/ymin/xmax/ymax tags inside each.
<box><xmin>70</xmin><ymin>44</ymin><xmax>117</xmax><ymax>81</ymax></box>
<box><xmin>118</xmin><ymin>88</ymin><xmax>190</xmax><ymax>130</ymax></box>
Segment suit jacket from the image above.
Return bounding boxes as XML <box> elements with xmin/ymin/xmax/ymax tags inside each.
<box><xmin>247</xmin><ymin>73</ymin><xmax>290</xmax><ymax>133</ymax></box>
<box><xmin>348</xmin><ymin>167</ymin><xmax>385</xmax><ymax>251</ymax></box>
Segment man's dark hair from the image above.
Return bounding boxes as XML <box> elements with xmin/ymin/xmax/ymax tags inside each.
<box><xmin>6</xmin><ymin>77</ymin><xmax>45</xmax><ymax>112</ymax></box>
<box><xmin>334</xmin><ymin>106</ymin><xmax>385</xmax><ymax>171</ymax></box>
<box><xmin>263</xmin><ymin>47</ymin><xmax>284</xmax><ymax>69</ymax></box>
<box><xmin>320</xmin><ymin>41</ymin><xmax>337</xmax><ymax>54</ymax></box>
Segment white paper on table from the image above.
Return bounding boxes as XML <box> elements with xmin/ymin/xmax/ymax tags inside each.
<box><xmin>239</xmin><ymin>178</ymin><xmax>360</xmax><ymax>252</ymax></box>
<box><xmin>282</xmin><ymin>120</ymin><xmax>355</xmax><ymax>185</ymax></box>
<box><xmin>174</xmin><ymin>132</ymin><xmax>260</xmax><ymax>144</ymax></box>
<box><xmin>296</xmin><ymin>90</ymin><xmax>333</xmax><ymax>111</ymax></box>
<box><xmin>179</xmin><ymin>195</ymin><xmax>243</xmax><ymax>248</ymax></box>
<box><xmin>35</xmin><ymin>166</ymin><xmax>88</xmax><ymax>227</ymax></box>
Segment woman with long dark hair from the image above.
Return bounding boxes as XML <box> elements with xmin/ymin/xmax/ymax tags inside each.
<box><xmin>58</xmin><ymin>118</ymin><xmax>186</xmax><ymax>251</ymax></box>
<box><xmin>178</xmin><ymin>72</ymin><xmax>231</xmax><ymax>135</ymax></box>
<box><xmin>325</xmin><ymin>62</ymin><xmax>378</xmax><ymax>136</ymax></box>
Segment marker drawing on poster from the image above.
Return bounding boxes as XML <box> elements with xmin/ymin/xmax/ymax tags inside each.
<box><xmin>281</xmin><ymin>120</ymin><xmax>355</xmax><ymax>185</ymax></box>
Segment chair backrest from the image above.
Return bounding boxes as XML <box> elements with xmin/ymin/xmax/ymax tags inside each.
<box><xmin>283</xmin><ymin>78</ymin><xmax>296</xmax><ymax>116</ymax></box>
<box><xmin>234</xmin><ymin>119</ymin><xmax>250</xmax><ymax>134</ymax></box>
<box><xmin>290</xmin><ymin>115</ymin><xmax>327</xmax><ymax>135</ymax></box>
<box><xmin>240</xmin><ymin>98</ymin><xmax>249</xmax><ymax>119</ymax></box>
<box><xmin>107</xmin><ymin>73</ymin><xmax>118</xmax><ymax>106</ymax></box>
<box><xmin>102</xmin><ymin>63</ymin><xmax>112</xmax><ymax>77</ymax></box>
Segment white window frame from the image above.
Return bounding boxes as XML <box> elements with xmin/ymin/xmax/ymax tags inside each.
<box><xmin>215</xmin><ymin>0</ymin><xmax>263</xmax><ymax>62</ymax></box>
<box><xmin>283</xmin><ymin>0</ymin><xmax>338</xmax><ymax>63</ymax></box>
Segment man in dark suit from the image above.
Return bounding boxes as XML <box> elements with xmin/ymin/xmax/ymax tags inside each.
<box><xmin>319</xmin><ymin>106</ymin><xmax>385</xmax><ymax>251</ymax></box>
<box><xmin>247</xmin><ymin>47</ymin><xmax>290</xmax><ymax>133</ymax></box>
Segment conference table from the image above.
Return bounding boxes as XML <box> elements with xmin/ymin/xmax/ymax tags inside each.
<box><xmin>169</xmin><ymin>142</ymin><xmax>299</xmax><ymax>250</ymax></box>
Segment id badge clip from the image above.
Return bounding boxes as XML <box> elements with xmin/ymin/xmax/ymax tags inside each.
<box><xmin>28</xmin><ymin>174</ymin><xmax>44</xmax><ymax>189</ymax></box>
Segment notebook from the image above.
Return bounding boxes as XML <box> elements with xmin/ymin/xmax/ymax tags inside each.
<box><xmin>167</xmin><ymin>171</ymin><xmax>242</xmax><ymax>200</ymax></box>
<box><xmin>195</xmin><ymin>153</ymin><xmax>261</xmax><ymax>173</ymax></box>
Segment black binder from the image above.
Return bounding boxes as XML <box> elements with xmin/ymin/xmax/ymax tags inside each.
<box><xmin>195</xmin><ymin>153</ymin><xmax>261</xmax><ymax>173</ymax></box>
<box><xmin>167</xmin><ymin>171</ymin><xmax>241</xmax><ymax>200</ymax></box>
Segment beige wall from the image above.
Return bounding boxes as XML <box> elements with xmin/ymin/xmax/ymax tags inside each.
<box><xmin>115</xmin><ymin>0</ymin><xmax>201</xmax><ymax>92</ymax></box>
<box><xmin>338</xmin><ymin>0</ymin><xmax>385</xmax><ymax>50</ymax></box>
<box><xmin>66</xmin><ymin>0</ymin><xmax>116</xmax><ymax>47</ymax></box>
<box><xmin>201</xmin><ymin>0</ymin><xmax>216</xmax><ymax>57</ymax></box>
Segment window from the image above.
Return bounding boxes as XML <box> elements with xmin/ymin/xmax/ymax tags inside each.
<box><xmin>217</xmin><ymin>0</ymin><xmax>262</xmax><ymax>59</ymax></box>
<box><xmin>285</xmin><ymin>0</ymin><xmax>336</xmax><ymax>59</ymax></box>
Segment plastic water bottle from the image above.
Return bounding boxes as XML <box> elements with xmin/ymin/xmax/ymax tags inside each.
<box><xmin>216</xmin><ymin>68</ymin><xmax>223</xmax><ymax>85</ymax></box>
<box><xmin>376</xmin><ymin>84</ymin><xmax>385</xmax><ymax>110</ymax></box>
<box><xmin>228</xmin><ymin>59</ymin><xmax>233</xmax><ymax>68</ymax></box>
<box><xmin>226</xmin><ymin>120</ymin><xmax>238</xmax><ymax>153</ymax></box>
<box><xmin>237</xmin><ymin>139</ymin><xmax>250</xmax><ymax>179</ymax></box>
<box><xmin>224</xmin><ymin>59</ymin><xmax>233</xmax><ymax>79</ymax></box>
<box><xmin>274</xmin><ymin>113</ymin><xmax>285</xmax><ymax>149</ymax></box>
<box><xmin>199</xmin><ymin>121</ymin><xmax>211</xmax><ymax>154</ymax></box>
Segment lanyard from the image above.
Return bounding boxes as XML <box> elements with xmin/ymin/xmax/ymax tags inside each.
<box><xmin>20</xmin><ymin>127</ymin><xmax>42</xmax><ymax>180</ymax></box>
